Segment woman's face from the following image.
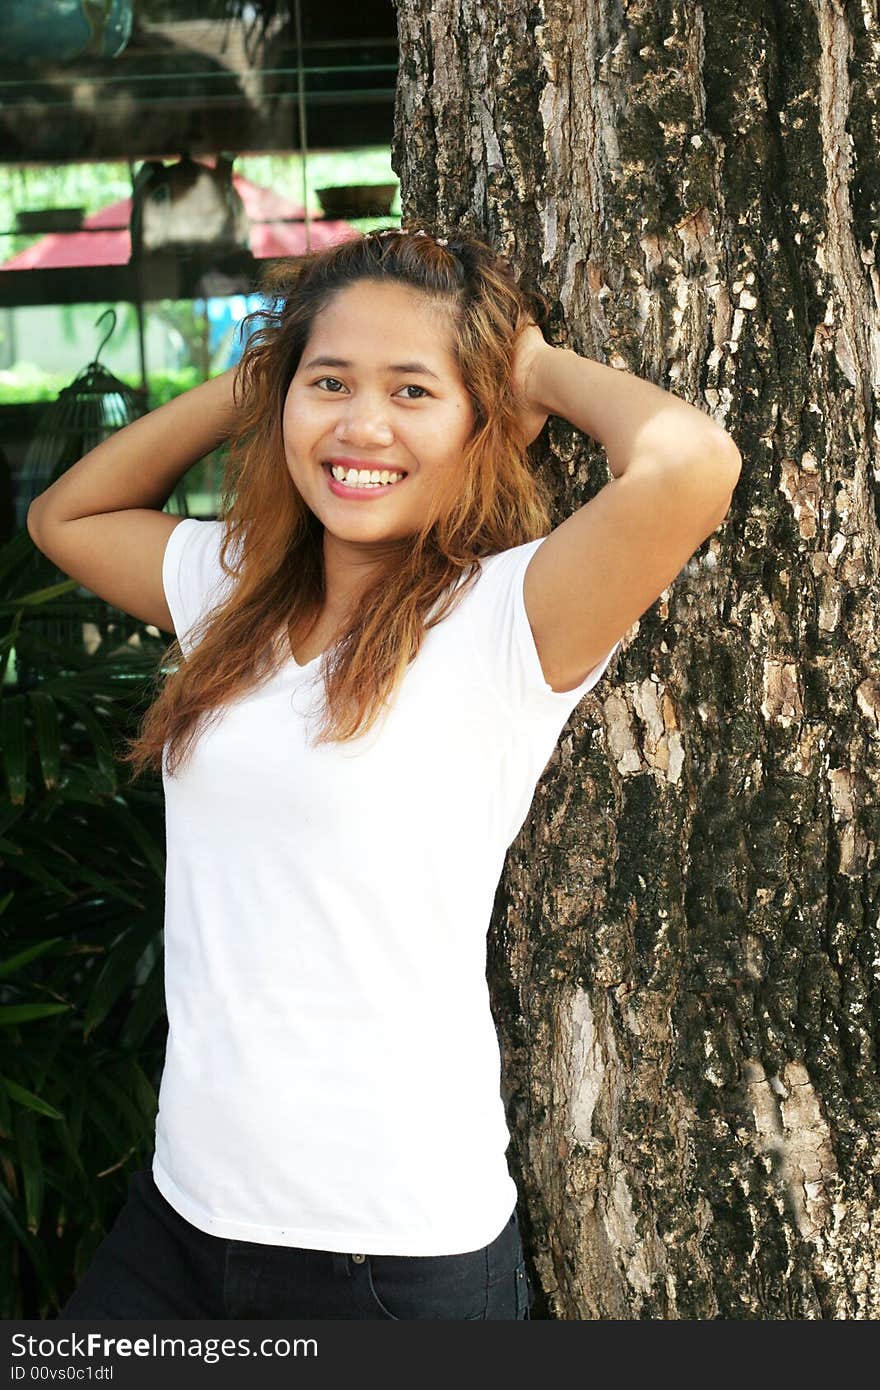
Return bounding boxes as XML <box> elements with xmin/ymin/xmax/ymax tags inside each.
<box><xmin>282</xmin><ymin>280</ymin><xmax>476</xmax><ymax>548</ymax></box>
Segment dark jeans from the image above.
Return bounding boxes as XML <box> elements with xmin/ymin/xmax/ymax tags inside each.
<box><xmin>57</xmin><ymin>1165</ymin><xmax>534</xmax><ymax>1320</ymax></box>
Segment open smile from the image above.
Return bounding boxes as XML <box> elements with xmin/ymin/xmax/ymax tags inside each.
<box><xmin>322</xmin><ymin>463</ymin><xmax>410</xmax><ymax>500</ymax></box>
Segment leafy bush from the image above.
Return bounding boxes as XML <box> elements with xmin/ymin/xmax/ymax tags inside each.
<box><xmin>0</xmin><ymin>525</ymin><xmax>171</xmax><ymax>1318</ymax></box>
<box><xmin>119</xmin><ymin>367</ymin><xmax>203</xmax><ymax>408</ymax></box>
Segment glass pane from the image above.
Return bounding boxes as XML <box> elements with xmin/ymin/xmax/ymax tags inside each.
<box><xmin>0</xmin><ymin>1</ymin><xmax>400</xmax><ymax>530</ymax></box>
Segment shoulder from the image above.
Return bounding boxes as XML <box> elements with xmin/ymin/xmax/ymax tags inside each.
<box><xmin>164</xmin><ymin>516</ymin><xmax>243</xmax><ymax>577</ymax></box>
<box><xmin>462</xmin><ymin>534</ymin><xmax>620</xmax><ymax>706</ymax></box>
<box><xmin>162</xmin><ymin>517</ymin><xmax>240</xmax><ymax>656</ymax></box>
<box><xmin>523</xmin><ymin>458</ymin><xmax>735</xmax><ymax>691</ymax></box>
<box><xmin>473</xmin><ymin>537</ymin><xmax>546</xmax><ymax>581</ymax></box>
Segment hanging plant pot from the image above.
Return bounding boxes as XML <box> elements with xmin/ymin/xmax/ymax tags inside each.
<box><xmin>0</xmin><ymin>0</ymin><xmax>133</xmax><ymax>64</ymax></box>
<box><xmin>16</xmin><ymin>207</ymin><xmax>85</xmax><ymax>233</ymax></box>
<box><xmin>314</xmin><ymin>185</ymin><xmax>398</xmax><ymax>220</ymax></box>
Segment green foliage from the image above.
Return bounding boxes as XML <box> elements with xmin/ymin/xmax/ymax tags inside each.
<box><xmin>0</xmin><ymin>524</ymin><xmax>172</xmax><ymax>1317</ymax></box>
<box><xmin>0</xmin><ymin>376</ymin><xmax>74</xmax><ymax>406</ymax></box>
<box><xmin>120</xmin><ymin>367</ymin><xmax>203</xmax><ymax>408</ymax></box>
<box><xmin>0</xmin><ymin>367</ymin><xmax>202</xmax><ymax>408</ymax></box>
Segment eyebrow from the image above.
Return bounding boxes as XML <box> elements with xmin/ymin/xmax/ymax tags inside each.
<box><xmin>303</xmin><ymin>355</ymin><xmax>441</xmax><ymax>382</ymax></box>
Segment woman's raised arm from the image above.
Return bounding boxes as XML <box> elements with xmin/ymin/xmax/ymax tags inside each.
<box><xmin>27</xmin><ymin>366</ymin><xmax>240</xmax><ymax>528</ymax></box>
<box><xmin>25</xmin><ymin>368</ymin><xmax>242</xmax><ymax>637</ymax></box>
<box><xmin>514</xmin><ymin>333</ymin><xmax>742</xmax><ymax>692</ymax></box>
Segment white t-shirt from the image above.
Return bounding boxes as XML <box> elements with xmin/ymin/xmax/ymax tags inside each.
<box><xmin>153</xmin><ymin>518</ymin><xmax>619</xmax><ymax>1255</ymax></box>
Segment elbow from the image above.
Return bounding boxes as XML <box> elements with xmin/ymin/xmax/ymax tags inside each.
<box><xmin>720</xmin><ymin>436</ymin><xmax>743</xmax><ymax>502</ymax></box>
<box><xmin>723</xmin><ymin>436</ymin><xmax>743</xmax><ymax>483</ymax></box>
<box><xmin>26</xmin><ymin>499</ymin><xmax>42</xmax><ymax>545</ymax></box>
<box><xmin>711</xmin><ymin>446</ymin><xmax>742</xmax><ymax>529</ymax></box>
<box><xmin>704</xmin><ymin>425</ymin><xmax>742</xmax><ymax>475</ymax></box>
<box><xmin>27</xmin><ymin>496</ymin><xmax>51</xmax><ymax>549</ymax></box>
<box><xmin>679</xmin><ymin>433</ymin><xmax>742</xmax><ymax>533</ymax></box>
<box><xmin>702</xmin><ymin>430</ymin><xmax>743</xmax><ymax>508</ymax></box>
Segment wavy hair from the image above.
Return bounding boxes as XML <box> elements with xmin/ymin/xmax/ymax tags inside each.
<box><xmin>118</xmin><ymin>224</ymin><xmax>554</xmax><ymax>780</ymax></box>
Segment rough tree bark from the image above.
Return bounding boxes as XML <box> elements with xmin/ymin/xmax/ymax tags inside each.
<box><xmin>392</xmin><ymin>0</ymin><xmax>880</xmax><ymax>1318</ymax></box>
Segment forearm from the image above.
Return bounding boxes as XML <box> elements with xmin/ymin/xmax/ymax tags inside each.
<box><xmin>28</xmin><ymin>367</ymin><xmax>239</xmax><ymax>526</ymax></box>
<box><xmin>532</xmin><ymin>347</ymin><xmax>740</xmax><ymax>480</ymax></box>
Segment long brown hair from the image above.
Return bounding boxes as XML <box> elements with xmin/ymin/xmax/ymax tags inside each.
<box><xmin>118</xmin><ymin>225</ymin><xmax>554</xmax><ymax>780</ymax></box>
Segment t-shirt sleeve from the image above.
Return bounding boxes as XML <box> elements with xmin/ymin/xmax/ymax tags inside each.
<box><xmin>465</xmin><ymin>536</ymin><xmax>620</xmax><ymax>720</ymax></box>
<box><xmin>161</xmin><ymin>517</ymin><xmax>235</xmax><ymax>658</ymax></box>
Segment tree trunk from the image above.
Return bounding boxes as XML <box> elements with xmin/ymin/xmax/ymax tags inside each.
<box><xmin>393</xmin><ymin>0</ymin><xmax>880</xmax><ymax>1318</ymax></box>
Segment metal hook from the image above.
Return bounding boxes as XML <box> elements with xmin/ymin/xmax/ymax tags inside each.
<box><xmin>93</xmin><ymin>308</ymin><xmax>117</xmax><ymax>364</ymax></box>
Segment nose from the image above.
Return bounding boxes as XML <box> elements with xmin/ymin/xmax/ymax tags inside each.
<box><xmin>334</xmin><ymin>392</ymin><xmax>395</xmax><ymax>447</ymax></box>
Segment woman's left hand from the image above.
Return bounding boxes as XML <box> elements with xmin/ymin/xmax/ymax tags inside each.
<box><xmin>511</xmin><ymin>321</ymin><xmax>554</xmax><ymax>445</ymax></box>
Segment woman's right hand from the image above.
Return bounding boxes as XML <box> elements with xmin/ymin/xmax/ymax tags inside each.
<box><xmin>511</xmin><ymin>321</ymin><xmax>554</xmax><ymax>445</ymax></box>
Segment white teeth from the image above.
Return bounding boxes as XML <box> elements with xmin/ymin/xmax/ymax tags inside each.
<box><xmin>329</xmin><ymin>465</ymin><xmax>405</xmax><ymax>487</ymax></box>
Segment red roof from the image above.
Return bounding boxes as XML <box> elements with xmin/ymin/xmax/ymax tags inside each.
<box><xmin>1</xmin><ymin>173</ymin><xmax>359</xmax><ymax>271</ymax></box>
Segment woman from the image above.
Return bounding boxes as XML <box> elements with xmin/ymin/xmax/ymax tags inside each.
<box><xmin>30</xmin><ymin>225</ymin><xmax>741</xmax><ymax>1319</ymax></box>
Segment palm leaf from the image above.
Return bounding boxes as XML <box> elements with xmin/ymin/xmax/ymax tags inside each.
<box><xmin>0</xmin><ymin>1181</ymin><xmax>53</xmax><ymax>1296</ymax></box>
<box><xmin>27</xmin><ymin>691</ymin><xmax>61</xmax><ymax>790</ymax></box>
<box><xmin>58</xmin><ymin>696</ymin><xmax>117</xmax><ymax>793</ymax></box>
<box><xmin>1</xmin><ymin>694</ymin><xmax>27</xmax><ymax>805</ymax></box>
<box><xmin>13</xmin><ymin>1105</ymin><xmax>45</xmax><ymax>1235</ymax></box>
<box><xmin>120</xmin><ymin>953</ymin><xmax>166</xmax><ymax>1053</ymax></box>
<box><xmin>1</xmin><ymin>1078</ymin><xmax>64</xmax><ymax>1122</ymax></box>
<box><xmin>0</xmin><ymin>1004</ymin><xmax>72</xmax><ymax>1026</ymax></box>
<box><xmin>84</xmin><ymin>915</ymin><xmax>162</xmax><ymax>1038</ymax></box>
<box><xmin>0</xmin><ymin>938</ymin><xmax>65</xmax><ymax>979</ymax></box>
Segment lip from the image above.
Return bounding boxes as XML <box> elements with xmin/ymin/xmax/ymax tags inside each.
<box><xmin>322</xmin><ymin>462</ymin><xmax>409</xmax><ymax>500</ymax></box>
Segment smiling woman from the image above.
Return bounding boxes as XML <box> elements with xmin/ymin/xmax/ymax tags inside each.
<box><xmin>30</xmin><ymin>223</ymin><xmax>619</xmax><ymax>1320</ymax></box>
<box><xmin>96</xmin><ymin>225</ymin><xmax>555</xmax><ymax>775</ymax></box>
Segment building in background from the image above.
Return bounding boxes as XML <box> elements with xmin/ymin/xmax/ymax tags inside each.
<box><xmin>0</xmin><ymin>0</ymin><xmax>401</xmax><ymax>529</ymax></box>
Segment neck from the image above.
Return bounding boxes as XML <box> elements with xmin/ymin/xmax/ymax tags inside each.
<box><xmin>320</xmin><ymin>530</ymin><xmax>406</xmax><ymax>614</ymax></box>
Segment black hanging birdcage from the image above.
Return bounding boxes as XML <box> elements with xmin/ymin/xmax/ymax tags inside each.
<box><xmin>17</xmin><ymin>311</ymin><xmax>148</xmax><ymax>674</ymax></box>
<box><xmin>17</xmin><ymin>312</ymin><xmax>144</xmax><ymax>527</ymax></box>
